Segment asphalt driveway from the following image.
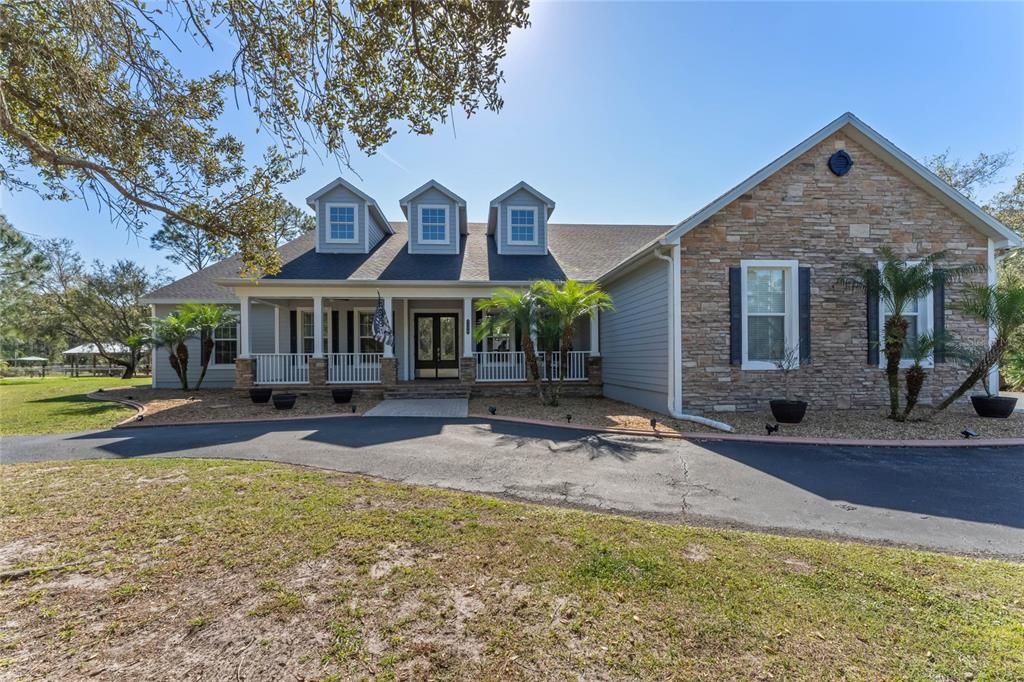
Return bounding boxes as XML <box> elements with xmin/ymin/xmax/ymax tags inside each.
<box><xmin>3</xmin><ymin>417</ymin><xmax>1023</xmax><ymax>558</ymax></box>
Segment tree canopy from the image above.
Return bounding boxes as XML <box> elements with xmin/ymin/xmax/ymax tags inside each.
<box><xmin>0</xmin><ymin>0</ymin><xmax>530</xmax><ymax>275</ymax></box>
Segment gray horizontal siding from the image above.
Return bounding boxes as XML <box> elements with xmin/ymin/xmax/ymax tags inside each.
<box><xmin>600</xmin><ymin>259</ymin><xmax>669</xmax><ymax>414</ymax></box>
<box><xmin>497</xmin><ymin>187</ymin><xmax>548</xmax><ymax>255</ymax></box>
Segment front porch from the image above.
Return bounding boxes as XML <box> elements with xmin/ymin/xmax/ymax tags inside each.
<box><xmin>231</xmin><ymin>293</ymin><xmax>602</xmax><ymax>388</ymax></box>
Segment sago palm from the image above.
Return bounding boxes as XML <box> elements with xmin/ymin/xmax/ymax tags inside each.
<box><xmin>181</xmin><ymin>303</ymin><xmax>239</xmax><ymax>389</ymax></box>
<box><xmin>837</xmin><ymin>247</ymin><xmax>980</xmax><ymax>420</ymax></box>
<box><xmin>900</xmin><ymin>331</ymin><xmax>949</xmax><ymax>420</ymax></box>
<box><xmin>936</xmin><ymin>282</ymin><xmax>1024</xmax><ymax>411</ymax></box>
<box><xmin>533</xmin><ymin>279</ymin><xmax>614</xmax><ymax>406</ymax></box>
<box><xmin>475</xmin><ymin>288</ymin><xmax>546</xmax><ymax>403</ymax></box>
<box><xmin>145</xmin><ymin>311</ymin><xmax>196</xmax><ymax>390</ymax></box>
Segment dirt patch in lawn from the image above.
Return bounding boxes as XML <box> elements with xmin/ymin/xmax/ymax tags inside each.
<box><xmin>3</xmin><ymin>459</ymin><xmax>1022</xmax><ymax>680</ymax></box>
<box><xmin>470</xmin><ymin>396</ymin><xmax>1023</xmax><ymax>441</ymax></box>
<box><xmin>100</xmin><ymin>386</ymin><xmax>379</xmax><ymax>426</ymax></box>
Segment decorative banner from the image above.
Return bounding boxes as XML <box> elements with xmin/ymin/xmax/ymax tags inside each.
<box><xmin>372</xmin><ymin>291</ymin><xmax>394</xmax><ymax>347</ymax></box>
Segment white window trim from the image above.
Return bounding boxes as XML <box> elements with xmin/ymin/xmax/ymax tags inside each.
<box><xmin>297</xmin><ymin>306</ymin><xmax>333</xmax><ymax>354</ymax></box>
<box><xmin>355</xmin><ymin>308</ymin><xmax>384</xmax><ymax>354</ymax></box>
<box><xmin>325</xmin><ymin>202</ymin><xmax>360</xmax><ymax>244</ymax></box>
<box><xmin>878</xmin><ymin>260</ymin><xmax>934</xmax><ymax>370</ymax></box>
<box><xmin>418</xmin><ymin>204</ymin><xmax>450</xmax><ymax>244</ymax></box>
<box><xmin>507</xmin><ymin>205</ymin><xmax>539</xmax><ymax>245</ymax></box>
<box><xmin>740</xmin><ymin>259</ymin><xmax>800</xmax><ymax>371</ymax></box>
<box><xmin>210</xmin><ymin>321</ymin><xmax>240</xmax><ymax>369</ymax></box>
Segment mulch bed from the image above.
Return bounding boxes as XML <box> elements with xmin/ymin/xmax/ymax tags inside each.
<box><xmin>101</xmin><ymin>387</ymin><xmax>379</xmax><ymax>426</ymax></box>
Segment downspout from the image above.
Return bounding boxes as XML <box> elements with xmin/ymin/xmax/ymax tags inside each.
<box><xmin>654</xmin><ymin>245</ymin><xmax>734</xmax><ymax>432</ymax></box>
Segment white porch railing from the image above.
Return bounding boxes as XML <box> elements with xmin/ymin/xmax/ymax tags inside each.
<box><xmin>253</xmin><ymin>353</ymin><xmax>311</xmax><ymax>385</ymax></box>
<box><xmin>328</xmin><ymin>353</ymin><xmax>383</xmax><ymax>384</ymax></box>
<box><xmin>538</xmin><ymin>351</ymin><xmax>589</xmax><ymax>382</ymax></box>
<box><xmin>475</xmin><ymin>351</ymin><xmax>527</xmax><ymax>382</ymax></box>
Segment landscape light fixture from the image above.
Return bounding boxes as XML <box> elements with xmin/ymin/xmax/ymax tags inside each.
<box><xmin>961</xmin><ymin>429</ymin><xmax>977</xmax><ymax>439</ymax></box>
<box><xmin>766</xmin><ymin>423</ymin><xmax>780</xmax><ymax>436</ymax></box>
<box><xmin>488</xmin><ymin>406</ymin><xmax>497</xmax><ymax>415</ymax></box>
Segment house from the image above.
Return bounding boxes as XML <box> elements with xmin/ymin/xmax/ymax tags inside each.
<box><xmin>141</xmin><ymin>113</ymin><xmax>1022</xmax><ymax>416</ymax></box>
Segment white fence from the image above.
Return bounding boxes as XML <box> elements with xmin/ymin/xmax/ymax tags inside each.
<box><xmin>253</xmin><ymin>353</ymin><xmax>311</xmax><ymax>385</ymax></box>
<box><xmin>474</xmin><ymin>350</ymin><xmax>588</xmax><ymax>382</ymax></box>
<box><xmin>328</xmin><ymin>353</ymin><xmax>383</xmax><ymax>384</ymax></box>
<box><xmin>538</xmin><ymin>351</ymin><xmax>589</xmax><ymax>382</ymax></box>
<box><xmin>474</xmin><ymin>351</ymin><xmax>527</xmax><ymax>382</ymax></box>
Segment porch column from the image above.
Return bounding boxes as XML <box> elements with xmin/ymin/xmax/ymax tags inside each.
<box><xmin>239</xmin><ymin>295</ymin><xmax>251</xmax><ymax>358</ymax></box>
<box><xmin>462</xmin><ymin>297</ymin><xmax>474</xmax><ymax>357</ymax></box>
<box><xmin>589</xmin><ymin>308</ymin><xmax>600</xmax><ymax>357</ymax></box>
<box><xmin>383</xmin><ymin>295</ymin><xmax>394</xmax><ymax>358</ymax></box>
<box><xmin>312</xmin><ymin>296</ymin><xmax>324</xmax><ymax>358</ymax></box>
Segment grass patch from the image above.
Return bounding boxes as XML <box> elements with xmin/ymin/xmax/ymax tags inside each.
<box><xmin>1</xmin><ymin>458</ymin><xmax>1022</xmax><ymax>679</ymax></box>
<box><xmin>0</xmin><ymin>376</ymin><xmax>147</xmax><ymax>435</ymax></box>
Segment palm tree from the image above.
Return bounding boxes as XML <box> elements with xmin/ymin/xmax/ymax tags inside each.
<box><xmin>475</xmin><ymin>288</ymin><xmax>546</xmax><ymax>402</ymax></box>
<box><xmin>145</xmin><ymin>311</ymin><xmax>196</xmax><ymax>390</ymax></box>
<box><xmin>936</xmin><ymin>282</ymin><xmax>1024</xmax><ymax>411</ymax></box>
<box><xmin>900</xmin><ymin>332</ymin><xmax>950</xmax><ymax>420</ymax></box>
<box><xmin>533</xmin><ymin>279</ymin><xmax>614</xmax><ymax>406</ymax></box>
<box><xmin>181</xmin><ymin>303</ymin><xmax>239</xmax><ymax>389</ymax></box>
<box><xmin>837</xmin><ymin>248</ymin><xmax>980</xmax><ymax>420</ymax></box>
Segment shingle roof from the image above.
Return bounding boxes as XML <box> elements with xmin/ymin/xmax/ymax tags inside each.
<box><xmin>141</xmin><ymin>222</ymin><xmax>669</xmax><ymax>302</ymax></box>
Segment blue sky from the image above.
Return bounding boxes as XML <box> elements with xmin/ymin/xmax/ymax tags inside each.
<box><xmin>3</xmin><ymin>1</ymin><xmax>1022</xmax><ymax>278</ymax></box>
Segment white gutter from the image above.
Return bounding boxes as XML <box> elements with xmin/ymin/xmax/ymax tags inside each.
<box><xmin>654</xmin><ymin>245</ymin><xmax>734</xmax><ymax>433</ymax></box>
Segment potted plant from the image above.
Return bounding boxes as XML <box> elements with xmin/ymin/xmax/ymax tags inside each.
<box><xmin>249</xmin><ymin>387</ymin><xmax>273</xmax><ymax>403</ymax></box>
<box><xmin>331</xmin><ymin>387</ymin><xmax>354</xmax><ymax>404</ymax></box>
<box><xmin>769</xmin><ymin>345</ymin><xmax>807</xmax><ymax>424</ymax></box>
<box><xmin>272</xmin><ymin>393</ymin><xmax>297</xmax><ymax>410</ymax></box>
<box><xmin>935</xmin><ymin>282</ymin><xmax>1023</xmax><ymax>419</ymax></box>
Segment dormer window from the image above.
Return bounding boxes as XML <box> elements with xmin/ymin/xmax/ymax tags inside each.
<box><xmin>419</xmin><ymin>205</ymin><xmax>449</xmax><ymax>243</ymax></box>
<box><xmin>508</xmin><ymin>207</ymin><xmax>537</xmax><ymax>244</ymax></box>
<box><xmin>327</xmin><ymin>203</ymin><xmax>358</xmax><ymax>243</ymax></box>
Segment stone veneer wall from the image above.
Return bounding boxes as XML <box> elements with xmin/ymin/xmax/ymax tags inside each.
<box><xmin>680</xmin><ymin>132</ymin><xmax>989</xmax><ymax>413</ymax></box>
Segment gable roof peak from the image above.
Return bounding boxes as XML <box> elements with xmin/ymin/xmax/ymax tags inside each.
<box><xmin>489</xmin><ymin>181</ymin><xmax>556</xmax><ymax>210</ymax></box>
<box><xmin>399</xmin><ymin>179</ymin><xmax>466</xmax><ymax>206</ymax></box>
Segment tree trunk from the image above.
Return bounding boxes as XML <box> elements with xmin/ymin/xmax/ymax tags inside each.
<box><xmin>936</xmin><ymin>339</ymin><xmax>1006</xmax><ymax>412</ymax></box>
<box><xmin>903</xmin><ymin>365</ymin><xmax>926</xmax><ymax>419</ymax></box>
<box><xmin>193</xmin><ymin>335</ymin><xmax>214</xmax><ymax>390</ymax></box>
<box><xmin>883</xmin><ymin>316</ymin><xmax>907</xmax><ymax>420</ymax></box>
<box><xmin>119</xmin><ymin>361</ymin><xmax>135</xmax><ymax>379</ymax></box>
<box><xmin>553</xmin><ymin>328</ymin><xmax>572</xmax><ymax>407</ymax></box>
<box><xmin>522</xmin><ymin>331</ymin><xmax>545</xmax><ymax>404</ymax></box>
<box><xmin>173</xmin><ymin>341</ymin><xmax>189</xmax><ymax>390</ymax></box>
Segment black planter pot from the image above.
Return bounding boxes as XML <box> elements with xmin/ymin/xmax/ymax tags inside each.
<box><xmin>769</xmin><ymin>399</ymin><xmax>808</xmax><ymax>424</ymax></box>
<box><xmin>970</xmin><ymin>395</ymin><xmax>1018</xmax><ymax>419</ymax></box>
<box><xmin>331</xmin><ymin>388</ymin><xmax>354</xmax><ymax>404</ymax></box>
<box><xmin>249</xmin><ymin>387</ymin><xmax>273</xmax><ymax>404</ymax></box>
<box><xmin>272</xmin><ymin>393</ymin><xmax>297</xmax><ymax>410</ymax></box>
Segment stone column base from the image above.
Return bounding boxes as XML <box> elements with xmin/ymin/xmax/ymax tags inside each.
<box><xmin>587</xmin><ymin>356</ymin><xmax>602</xmax><ymax>385</ymax></box>
<box><xmin>380</xmin><ymin>357</ymin><xmax>397</xmax><ymax>386</ymax></box>
<box><xmin>309</xmin><ymin>357</ymin><xmax>327</xmax><ymax>386</ymax></box>
<box><xmin>235</xmin><ymin>358</ymin><xmax>254</xmax><ymax>388</ymax></box>
<box><xmin>459</xmin><ymin>357</ymin><xmax>476</xmax><ymax>384</ymax></box>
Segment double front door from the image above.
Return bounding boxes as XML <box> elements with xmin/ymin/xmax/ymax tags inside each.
<box><xmin>414</xmin><ymin>313</ymin><xmax>458</xmax><ymax>378</ymax></box>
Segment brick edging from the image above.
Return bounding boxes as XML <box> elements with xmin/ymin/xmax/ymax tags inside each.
<box><xmin>473</xmin><ymin>413</ymin><xmax>1024</xmax><ymax>449</ymax></box>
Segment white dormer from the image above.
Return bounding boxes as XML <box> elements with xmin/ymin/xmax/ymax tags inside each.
<box><xmin>487</xmin><ymin>182</ymin><xmax>555</xmax><ymax>255</ymax></box>
<box><xmin>306</xmin><ymin>177</ymin><xmax>392</xmax><ymax>254</ymax></box>
<box><xmin>399</xmin><ymin>180</ymin><xmax>467</xmax><ymax>255</ymax></box>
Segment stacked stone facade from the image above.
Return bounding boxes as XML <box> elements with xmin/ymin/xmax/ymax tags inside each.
<box><xmin>680</xmin><ymin>133</ymin><xmax>989</xmax><ymax>412</ymax></box>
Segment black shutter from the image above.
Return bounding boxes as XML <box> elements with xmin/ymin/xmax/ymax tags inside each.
<box><xmin>729</xmin><ymin>267</ymin><xmax>741</xmax><ymax>365</ymax></box>
<box><xmin>514</xmin><ymin>320</ymin><xmax>523</xmax><ymax>352</ymax></box>
<box><xmin>866</xmin><ymin>287</ymin><xmax>879</xmax><ymax>366</ymax></box>
<box><xmin>346</xmin><ymin>311</ymin><xmax>354</xmax><ymax>353</ymax></box>
<box><xmin>475</xmin><ymin>310</ymin><xmax>484</xmax><ymax>352</ymax></box>
<box><xmin>933</xmin><ymin>269</ymin><xmax>946</xmax><ymax>363</ymax></box>
<box><xmin>331</xmin><ymin>310</ymin><xmax>340</xmax><ymax>354</ymax></box>
<box><xmin>289</xmin><ymin>311</ymin><xmax>297</xmax><ymax>354</ymax></box>
<box><xmin>799</xmin><ymin>267</ymin><xmax>811</xmax><ymax>362</ymax></box>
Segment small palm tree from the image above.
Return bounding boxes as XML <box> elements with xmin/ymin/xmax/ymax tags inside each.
<box><xmin>837</xmin><ymin>247</ymin><xmax>980</xmax><ymax>420</ymax></box>
<box><xmin>936</xmin><ymin>282</ymin><xmax>1024</xmax><ymax>411</ymax></box>
<box><xmin>181</xmin><ymin>303</ymin><xmax>239</xmax><ymax>389</ymax></box>
<box><xmin>900</xmin><ymin>331</ymin><xmax>951</xmax><ymax>420</ymax></box>
<box><xmin>123</xmin><ymin>332</ymin><xmax>148</xmax><ymax>379</ymax></box>
<box><xmin>475</xmin><ymin>288</ymin><xmax>546</xmax><ymax>402</ymax></box>
<box><xmin>145</xmin><ymin>311</ymin><xmax>196</xmax><ymax>390</ymax></box>
<box><xmin>533</xmin><ymin>280</ymin><xmax>614</xmax><ymax>406</ymax></box>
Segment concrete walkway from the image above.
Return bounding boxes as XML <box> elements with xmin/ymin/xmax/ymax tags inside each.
<box><xmin>364</xmin><ymin>398</ymin><xmax>469</xmax><ymax>418</ymax></box>
<box><xmin>3</xmin><ymin>416</ymin><xmax>1023</xmax><ymax>558</ymax></box>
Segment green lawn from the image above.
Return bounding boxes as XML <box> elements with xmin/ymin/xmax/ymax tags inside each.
<box><xmin>0</xmin><ymin>376</ymin><xmax>148</xmax><ymax>436</ymax></box>
<box><xmin>2</xmin><ymin>459</ymin><xmax>1021</xmax><ymax>680</ymax></box>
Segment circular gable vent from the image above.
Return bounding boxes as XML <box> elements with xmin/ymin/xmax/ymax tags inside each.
<box><xmin>829</xmin><ymin>150</ymin><xmax>853</xmax><ymax>176</ymax></box>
